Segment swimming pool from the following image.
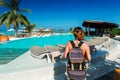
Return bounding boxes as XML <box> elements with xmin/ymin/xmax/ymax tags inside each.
<box><xmin>0</xmin><ymin>34</ymin><xmax>73</xmax><ymax>49</ymax></box>
<box><xmin>0</xmin><ymin>34</ymin><xmax>92</xmax><ymax>64</ymax></box>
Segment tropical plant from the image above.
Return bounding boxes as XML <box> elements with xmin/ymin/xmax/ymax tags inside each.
<box><xmin>69</xmin><ymin>27</ymin><xmax>73</xmax><ymax>33</ymax></box>
<box><xmin>0</xmin><ymin>0</ymin><xmax>31</xmax><ymax>36</ymax></box>
<box><xmin>26</xmin><ymin>23</ymin><xmax>36</xmax><ymax>36</ymax></box>
<box><xmin>113</xmin><ymin>28</ymin><xmax>120</xmax><ymax>35</ymax></box>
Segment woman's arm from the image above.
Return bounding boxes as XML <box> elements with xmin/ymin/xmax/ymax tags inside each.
<box><xmin>84</xmin><ymin>43</ymin><xmax>91</xmax><ymax>61</ymax></box>
<box><xmin>63</xmin><ymin>42</ymin><xmax>70</xmax><ymax>58</ymax></box>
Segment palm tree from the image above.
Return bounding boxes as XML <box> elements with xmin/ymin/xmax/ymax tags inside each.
<box><xmin>69</xmin><ymin>27</ymin><xmax>73</xmax><ymax>33</ymax></box>
<box><xmin>0</xmin><ymin>0</ymin><xmax>31</xmax><ymax>36</ymax></box>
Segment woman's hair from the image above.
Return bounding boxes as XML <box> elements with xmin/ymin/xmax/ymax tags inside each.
<box><xmin>73</xmin><ymin>27</ymin><xmax>85</xmax><ymax>40</ymax></box>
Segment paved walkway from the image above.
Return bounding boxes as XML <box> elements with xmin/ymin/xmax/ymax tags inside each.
<box><xmin>93</xmin><ymin>52</ymin><xmax>120</xmax><ymax>80</ymax></box>
<box><xmin>95</xmin><ymin>71</ymin><xmax>114</xmax><ymax>80</ymax></box>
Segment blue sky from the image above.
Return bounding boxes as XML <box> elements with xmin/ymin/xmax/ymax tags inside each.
<box><xmin>0</xmin><ymin>0</ymin><xmax>120</xmax><ymax>31</ymax></box>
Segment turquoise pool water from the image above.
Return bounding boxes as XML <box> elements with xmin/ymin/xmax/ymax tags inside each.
<box><xmin>0</xmin><ymin>34</ymin><xmax>92</xmax><ymax>64</ymax></box>
<box><xmin>0</xmin><ymin>34</ymin><xmax>73</xmax><ymax>49</ymax></box>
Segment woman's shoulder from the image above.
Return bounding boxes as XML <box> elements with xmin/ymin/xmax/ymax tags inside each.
<box><xmin>67</xmin><ymin>40</ymin><xmax>74</xmax><ymax>44</ymax></box>
<box><xmin>66</xmin><ymin>41</ymin><xmax>72</xmax><ymax>46</ymax></box>
<box><xmin>82</xmin><ymin>41</ymin><xmax>89</xmax><ymax>47</ymax></box>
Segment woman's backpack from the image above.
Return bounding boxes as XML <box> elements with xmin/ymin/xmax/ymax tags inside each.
<box><xmin>69</xmin><ymin>41</ymin><xmax>84</xmax><ymax>64</ymax></box>
<box><xmin>67</xmin><ymin>41</ymin><xmax>86</xmax><ymax>80</ymax></box>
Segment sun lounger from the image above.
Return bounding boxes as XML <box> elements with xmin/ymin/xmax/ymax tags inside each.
<box><xmin>45</xmin><ymin>45</ymin><xmax>64</xmax><ymax>63</ymax></box>
<box><xmin>29</xmin><ymin>46</ymin><xmax>51</xmax><ymax>63</ymax></box>
<box><xmin>89</xmin><ymin>45</ymin><xmax>97</xmax><ymax>54</ymax></box>
<box><xmin>56</xmin><ymin>44</ymin><xmax>65</xmax><ymax>48</ymax></box>
<box><xmin>45</xmin><ymin>45</ymin><xmax>65</xmax><ymax>53</ymax></box>
<box><xmin>87</xmin><ymin>37</ymin><xmax>109</xmax><ymax>46</ymax></box>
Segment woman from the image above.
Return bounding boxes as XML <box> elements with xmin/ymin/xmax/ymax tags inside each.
<box><xmin>63</xmin><ymin>27</ymin><xmax>91</xmax><ymax>61</ymax></box>
<box><xmin>63</xmin><ymin>27</ymin><xmax>91</xmax><ymax>80</ymax></box>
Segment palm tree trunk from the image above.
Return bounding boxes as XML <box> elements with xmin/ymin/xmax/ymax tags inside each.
<box><xmin>14</xmin><ymin>27</ymin><xmax>18</xmax><ymax>37</ymax></box>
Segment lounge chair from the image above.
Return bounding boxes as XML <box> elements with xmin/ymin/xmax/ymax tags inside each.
<box><xmin>29</xmin><ymin>46</ymin><xmax>51</xmax><ymax>63</ymax></box>
<box><xmin>86</xmin><ymin>37</ymin><xmax>109</xmax><ymax>46</ymax></box>
<box><xmin>89</xmin><ymin>45</ymin><xmax>97</xmax><ymax>54</ymax></box>
<box><xmin>56</xmin><ymin>44</ymin><xmax>65</xmax><ymax>48</ymax></box>
<box><xmin>45</xmin><ymin>45</ymin><xmax>64</xmax><ymax>63</ymax></box>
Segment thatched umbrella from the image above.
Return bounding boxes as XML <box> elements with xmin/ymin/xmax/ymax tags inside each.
<box><xmin>82</xmin><ymin>20</ymin><xmax>119</xmax><ymax>36</ymax></box>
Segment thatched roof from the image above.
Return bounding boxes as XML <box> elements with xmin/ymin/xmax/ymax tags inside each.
<box><xmin>82</xmin><ymin>20</ymin><xmax>119</xmax><ymax>28</ymax></box>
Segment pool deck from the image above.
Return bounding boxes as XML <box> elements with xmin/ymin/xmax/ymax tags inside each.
<box><xmin>0</xmin><ymin>37</ymin><xmax>120</xmax><ymax>80</ymax></box>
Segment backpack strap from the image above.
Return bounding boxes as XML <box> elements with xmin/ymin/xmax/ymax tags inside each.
<box><xmin>70</xmin><ymin>41</ymin><xmax>84</xmax><ymax>48</ymax></box>
<box><xmin>78</xmin><ymin>41</ymin><xmax>84</xmax><ymax>48</ymax></box>
<box><xmin>70</xmin><ymin>41</ymin><xmax>75</xmax><ymax>48</ymax></box>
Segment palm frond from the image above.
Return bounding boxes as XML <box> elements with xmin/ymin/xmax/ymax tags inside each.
<box><xmin>0</xmin><ymin>17</ymin><xmax>7</xmax><ymax>25</ymax></box>
<box><xmin>0</xmin><ymin>13</ymin><xmax>8</xmax><ymax>25</ymax></box>
<box><xmin>6</xmin><ymin>12</ymin><xmax>15</xmax><ymax>28</ymax></box>
<box><xmin>19</xmin><ymin>9</ymin><xmax>32</xmax><ymax>13</ymax></box>
<box><xmin>0</xmin><ymin>12</ymin><xmax>9</xmax><ymax>19</ymax></box>
<box><xmin>8</xmin><ymin>0</ymin><xmax>15</xmax><ymax>8</ymax></box>
<box><xmin>8</xmin><ymin>0</ymin><xmax>18</xmax><ymax>8</ymax></box>
<box><xmin>12</xmin><ymin>19</ymin><xmax>18</xmax><ymax>27</ymax></box>
<box><xmin>0</xmin><ymin>0</ymin><xmax>4</xmax><ymax>6</ymax></box>
<box><xmin>16</xmin><ymin>0</ymin><xmax>22</xmax><ymax>6</ymax></box>
<box><xmin>6</xmin><ymin>18</ymin><xmax>11</xmax><ymax>28</ymax></box>
<box><xmin>19</xmin><ymin>14</ymin><xmax>29</xmax><ymax>26</ymax></box>
<box><xmin>1</xmin><ymin>0</ymin><xmax>13</xmax><ymax>10</ymax></box>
